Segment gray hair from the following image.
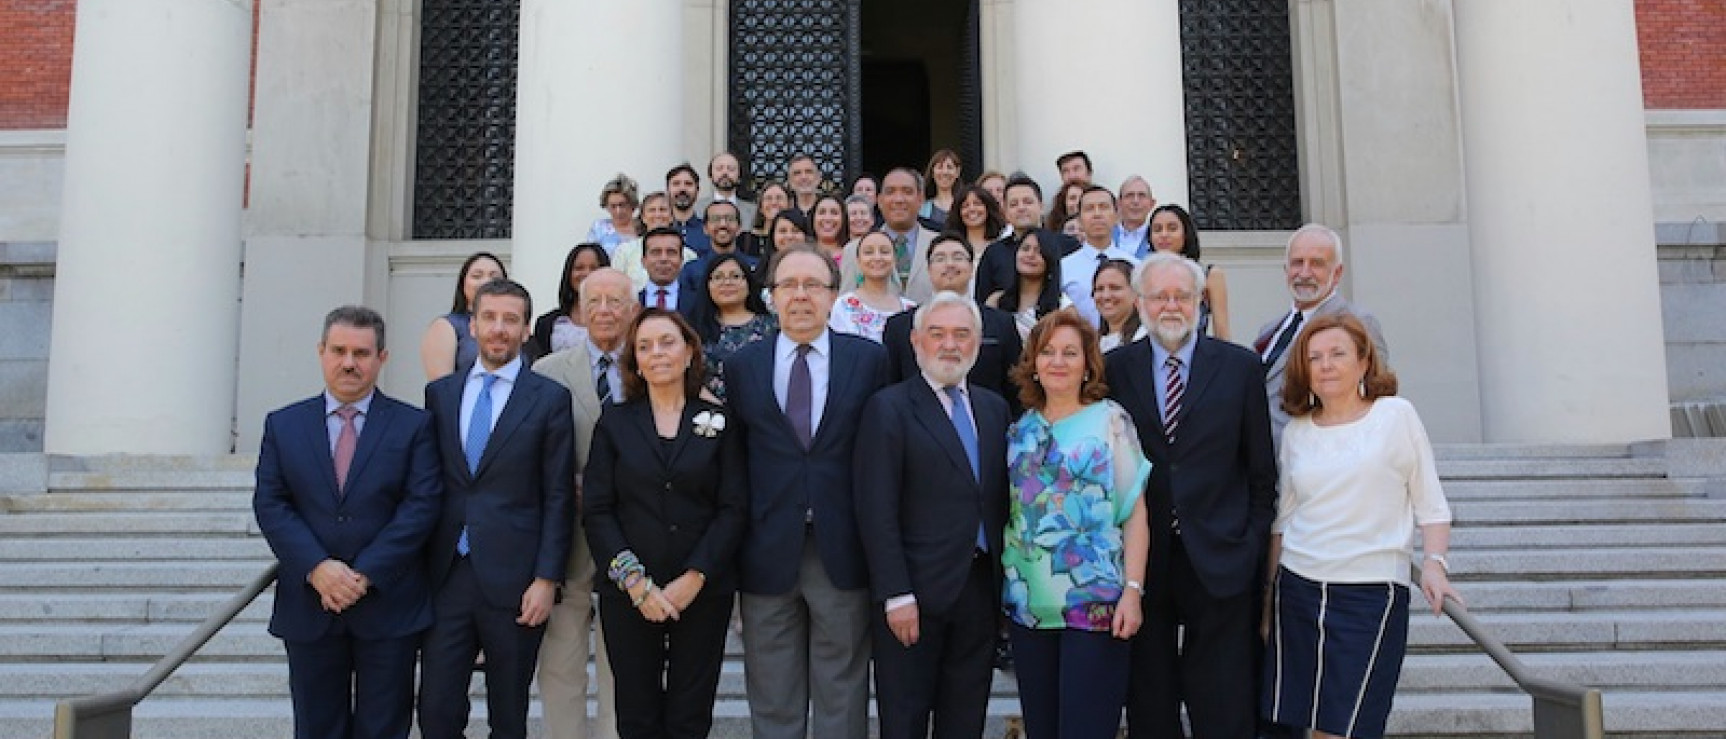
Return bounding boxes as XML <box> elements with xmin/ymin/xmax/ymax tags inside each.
<box><xmin>1133</xmin><ymin>252</ymin><xmax>1206</xmax><ymax>298</ymax></box>
<box><xmin>322</xmin><ymin>305</ymin><xmax>387</xmax><ymax>350</ymax></box>
<box><xmin>911</xmin><ymin>291</ymin><xmax>982</xmax><ymax>333</ymax></box>
<box><xmin>578</xmin><ymin>267</ymin><xmax>633</xmax><ymax>305</ymax></box>
<box><xmin>1285</xmin><ymin>223</ymin><xmax>1345</xmax><ymax>266</ymax></box>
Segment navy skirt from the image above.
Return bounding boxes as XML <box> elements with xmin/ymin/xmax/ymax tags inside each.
<box><xmin>1262</xmin><ymin>566</ymin><xmax>1410</xmax><ymax>739</ymax></box>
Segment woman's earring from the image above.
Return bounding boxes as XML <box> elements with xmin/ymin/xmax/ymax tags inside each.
<box><xmin>1358</xmin><ymin>379</ymin><xmax>1367</xmax><ymax>398</ymax></box>
<box><xmin>1309</xmin><ymin>392</ymin><xmax>1319</xmax><ymax>407</ymax></box>
<box><xmin>1031</xmin><ymin>373</ymin><xmax>1039</xmax><ymax>382</ymax></box>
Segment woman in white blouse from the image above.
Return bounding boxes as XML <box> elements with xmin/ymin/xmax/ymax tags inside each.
<box><xmin>827</xmin><ymin>230</ymin><xmax>914</xmax><ymax>343</ymax></box>
<box><xmin>1260</xmin><ymin>312</ymin><xmax>1460</xmax><ymax>739</ymax></box>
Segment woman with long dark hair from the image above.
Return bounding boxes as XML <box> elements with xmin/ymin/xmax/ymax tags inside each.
<box><xmin>419</xmin><ymin>251</ymin><xmax>505</xmax><ymax>380</ymax></box>
<box><xmin>1147</xmin><ymin>204</ymin><xmax>1230</xmax><ymax>340</ymax></box>
<box><xmin>685</xmin><ymin>253</ymin><xmax>776</xmax><ymax>401</ymax></box>
<box><xmin>992</xmin><ymin>231</ymin><xmax>1066</xmax><ymax>340</ymax></box>
<box><xmin>529</xmin><ymin>243</ymin><xmax>610</xmax><ymax>360</ymax></box>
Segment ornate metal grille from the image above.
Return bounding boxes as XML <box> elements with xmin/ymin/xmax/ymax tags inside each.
<box><xmin>412</xmin><ymin>0</ymin><xmax>520</xmax><ymax>240</ymax></box>
<box><xmin>729</xmin><ymin>0</ymin><xmax>861</xmax><ymax>196</ymax></box>
<box><xmin>1179</xmin><ymin>0</ymin><xmax>1301</xmax><ymax>230</ymax></box>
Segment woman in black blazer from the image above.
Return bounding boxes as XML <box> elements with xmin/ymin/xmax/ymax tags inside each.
<box><xmin>583</xmin><ymin>308</ymin><xmax>748</xmax><ymax>739</ymax></box>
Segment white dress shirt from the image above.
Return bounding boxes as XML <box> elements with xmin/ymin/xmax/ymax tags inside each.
<box><xmin>1061</xmin><ymin>241</ymin><xmax>1140</xmax><ymax>328</ymax></box>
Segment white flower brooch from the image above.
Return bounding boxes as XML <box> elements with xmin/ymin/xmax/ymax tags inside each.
<box><xmin>693</xmin><ymin>410</ymin><xmax>727</xmax><ymax>438</ymax></box>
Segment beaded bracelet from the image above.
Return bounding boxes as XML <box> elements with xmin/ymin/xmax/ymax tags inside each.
<box><xmin>608</xmin><ymin>550</ymin><xmax>646</xmax><ymax>593</ymax></box>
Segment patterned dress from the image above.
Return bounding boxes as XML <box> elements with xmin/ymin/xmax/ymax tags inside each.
<box><xmin>826</xmin><ymin>291</ymin><xmax>914</xmax><ymax>344</ymax></box>
<box><xmin>703</xmin><ymin>313</ymin><xmax>777</xmax><ymax>402</ymax></box>
<box><xmin>1002</xmin><ymin>400</ymin><xmax>1151</xmax><ymax>631</ymax></box>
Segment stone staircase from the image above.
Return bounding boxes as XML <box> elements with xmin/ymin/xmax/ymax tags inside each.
<box><xmin>1</xmin><ymin>444</ymin><xmax>1724</xmax><ymax>738</ymax></box>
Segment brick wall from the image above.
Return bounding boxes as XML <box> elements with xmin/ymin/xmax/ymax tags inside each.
<box><xmin>1639</xmin><ymin>0</ymin><xmax>1726</xmax><ymax>109</ymax></box>
<box><xmin>0</xmin><ymin>0</ymin><xmax>74</xmax><ymax>129</ymax></box>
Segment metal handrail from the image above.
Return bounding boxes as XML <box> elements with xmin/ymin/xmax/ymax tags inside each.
<box><xmin>52</xmin><ymin>564</ymin><xmax>279</xmax><ymax>739</ymax></box>
<box><xmin>1414</xmin><ymin>567</ymin><xmax>1605</xmax><ymax>739</ymax></box>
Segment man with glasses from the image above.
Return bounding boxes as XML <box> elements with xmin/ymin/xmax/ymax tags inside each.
<box><xmin>1115</xmin><ymin>176</ymin><xmax>1158</xmax><ymax>258</ymax></box>
<box><xmin>882</xmin><ymin>235</ymin><xmax>1022</xmax><ymax>413</ymax></box>
<box><xmin>677</xmin><ymin>200</ymin><xmax>757</xmax><ymax>296</ymax></box>
<box><xmin>723</xmin><ymin>246</ymin><xmax>890</xmax><ymax>739</ymax></box>
<box><xmin>1106</xmin><ymin>253</ymin><xmax>1276</xmax><ymax>739</ymax></box>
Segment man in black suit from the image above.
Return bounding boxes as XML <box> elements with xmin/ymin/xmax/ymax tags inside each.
<box><xmin>883</xmin><ymin>234</ymin><xmax>1022</xmax><ymax>411</ymax></box>
<box><xmin>418</xmin><ymin>279</ymin><xmax>576</xmax><ymax>739</ymax></box>
<box><xmin>639</xmin><ymin>226</ymin><xmax>692</xmax><ymax>314</ymax></box>
<box><xmin>856</xmin><ymin>292</ymin><xmax>1010</xmax><ymax>739</ymax></box>
<box><xmin>974</xmin><ymin>174</ymin><xmax>1078</xmax><ymax>307</ymax></box>
<box><xmin>1107</xmin><ymin>252</ymin><xmax>1276</xmax><ymax>739</ymax></box>
<box><xmin>254</xmin><ymin>305</ymin><xmax>441</xmax><ymax>739</ymax></box>
<box><xmin>725</xmin><ymin>246</ymin><xmax>890</xmax><ymax>739</ymax></box>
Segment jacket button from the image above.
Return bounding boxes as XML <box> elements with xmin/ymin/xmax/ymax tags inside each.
<box><xmin>664</xmin><ymin>482</ymin><xmax>673</xmax><ymax>491</ymax></box>
<box><xmin>669</xmin><ymin>524</ymin><xmax>679</xmax><ymax>533</ymax></box>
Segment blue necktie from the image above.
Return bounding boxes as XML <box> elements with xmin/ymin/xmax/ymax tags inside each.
<box><xmin>458</xmin><ymin>373</ymin><xmax>497</xmax><ymax>556</ymax></box>
<box><xmin>945</xmin><ymin>386</ymin><xmax>988</xmax><ymax>552</ymax></box>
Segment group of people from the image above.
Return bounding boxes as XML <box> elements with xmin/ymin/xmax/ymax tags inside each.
<box><xmin>253</xmin><ymin>147</ymin><xmax>1462</xmax><ymax>739</ymax></box>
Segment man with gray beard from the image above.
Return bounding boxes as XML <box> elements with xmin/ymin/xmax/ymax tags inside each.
<box><xmin>855</xmin><ymin>292</ymin><xmax>1010</xmax><ymax>739</ymax></box>
<box><xmin>1106</xmin><ymin>253</ymin><xmax>1276</xmax><ymax>739</ymax></box>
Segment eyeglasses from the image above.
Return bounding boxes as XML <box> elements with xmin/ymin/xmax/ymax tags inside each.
<box><xmin>772</xmin><ymin>280</ymin><xmax>834</xmax><ymax>294</ymax></box>
<box><xmin>708</xmin><ymin>215</ymin><xmax>740</xmax><ymax>224</ymax></box>
<box><xmin>929</xmin><ymin>254</ymin><xmax>972</xmax><ymax>265</ymax></box>
<box><xmin>1144</xmin><ymin>292</ymin><xmax>1196</xmax><ymax>306</ymax></box>
<box><xmin>709</xmin><ymin>273</ymin><xmax>748</xmax><ymax>284</ymax></box>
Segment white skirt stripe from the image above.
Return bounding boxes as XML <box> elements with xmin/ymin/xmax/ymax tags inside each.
<box><xmin>1346</xmin><ymin>582</ymin><xmax>1397</xmax><ymax>738</ymax></box>
<box><xmin>1271</xmin><ymin>571</ymin><xmax>1285</xmax><ymax>719</ymax></box>
<box><xmin>1310</xmin><ymin>581</ymin><xmax>1328</xmax><ymax>728</ymax></box>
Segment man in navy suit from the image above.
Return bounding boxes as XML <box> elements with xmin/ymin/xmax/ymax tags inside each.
<box><xmin>1107</xmin><ymin>253</ymin><xmax>1277</xmax><ymax>739</ymax></box>
<box><xmin>254</xmin><ymin>305</ymin><xmax>442</xmax><ymax>739</ymax></box>
<box><xmin>418</xmin><ymin>279</ymin><xmax>576</xmax><ymax>739</ymax></box>
<box><xmin>856</xmin><ymin>292</ymin><xmax>1010</xmax><ymax>739</ymax></box>
<box><xmin>725</xmin><ymin>245</ymin><xmax>889</xmax><ymax>739</ymax></box>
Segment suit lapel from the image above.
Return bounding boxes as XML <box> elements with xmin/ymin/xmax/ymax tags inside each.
<box><xmin>752</xmin><ymin>336</ymin><xmax>803</xmax><ymax>446</ymax></box>
<box><xmin>909</xmin><ymin>381</ymin><xmax>977</xmax><ymax>488</ymax></box>
<box><xmin>662</xmin><ymin>402</ymin><xmax>700</xmax><ymax>470</ymax></box>
<box><xmin>433</xmin><ymin>378</ymin><xmax>467</xmax><ymax>479</ymax></box>
<box><xmin>808</xmin><ymin>338</ymin><xmax>852</xmax><ymax>451</ymax></box>
<box><xmin>475</xmin><ymin>373</ymin><xmax>535</xmax><ymax>477</ymax></box>
<box><xmin>300</xmin><ymin>398</ymin><xmax>341</xmax><ymax>499</ymax></box>
<box><xmin>1181</xmin><ymin>339</ymin><xmax>1224</xmax><ymax>423</ymax></box>
<box><xmin>565</xmin><ymin>344</ymin><xmax>604</xmax><ymax>420</ymax></box>
<box><xmin>1118</xmin><ymin>343</ymin><xmax>1168</xmax><ymax>454</ymax></box>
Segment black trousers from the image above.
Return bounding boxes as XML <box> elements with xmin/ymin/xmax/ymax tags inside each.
<box><xmin>283</xmin><ymin>619</ymin><xmax>420</xmax><ymax>739</ymax></box>
<box><xmin>1126</xmin><ymin>535</ymin><xmax>1255</xmax><ymax>739</ymax></box>
<box><xmin>417</xmin><ymin>557</ymin><xmax>548</xmax><ymax>739</ymax></box>
<box><xmin>870</xmin><ymin>554</ymin><xmax>998</xmax><ymax>739</ymax></box>
<box><xmin>598</xmin><ymin>588</ymin><xmax>733</xmax><ymax>739</ymax></box>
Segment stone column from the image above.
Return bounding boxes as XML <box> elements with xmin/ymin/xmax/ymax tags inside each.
<box><xmin>44</xmin><ymin>0</ymin><xmax>252</xmax><ymax>454</ymax></box>
<box><xmin>513</xmin><ymin>0</ymin><xmax>685</xmax><ymax>308</ymax></box>
<box><xmin>1012</xmin><ymin>0</ymin><xmax>1188</xmax><ymax>206</ymax></box>
<box><xmin>1455</xmin><ymin>0</ymin><xmax>1670</xmax><ymax>443</ymax></box>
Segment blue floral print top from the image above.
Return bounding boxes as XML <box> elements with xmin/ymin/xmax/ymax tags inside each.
<box><xmin>1002</xmin><ymin>400</ymin><xmax>1151</xmax><ymax>631</ymax></box>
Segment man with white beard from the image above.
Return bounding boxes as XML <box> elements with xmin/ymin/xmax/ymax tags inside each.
<box><xmin>854</xmin><ymin>292</ymin><xmax>1010</xmax><ymax>739</ymax></box>
<box><xmin>1106</xmin><ymin>253</ymin><xmax>1276</xmax><ymax>739</ymax></box>
<box><xmin>1252</xmin><ymin>224</ymin><xmax>1388</xmax><ymax>446</ymax></box>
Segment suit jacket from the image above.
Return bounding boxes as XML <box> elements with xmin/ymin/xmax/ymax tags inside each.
<box><xmin>1105</xmin><ymin>337</ymin><xmax>1277</xmax><ymax>599</ymax></box>
<box><xmin>1254</xmin><ymin>294</ymin><xmax>1388</xmax><ymax>442</ymax></box>
<box><xmin>424</xmin><ymin>365</ymin><xmax>577</xmax><ymax>608</ymax></box>
<box><xmin>253</xmin><ymin>391</ymin><xmax>442</xmax><ymax>641</ymax></box>
<box><xmin>531</xmin><ymin>344</ymin><xmax>609</xmax><ymax>580</ymax></box>
<box><xmin>853</xmin><ymin>379</ymin><xmax>1009</xmax><ymax>615</ymax></box>
<box><xmin>583</xmin><ymin>397</ymin><xmax>748</xmax><ymax>595</ymax></box>
<box><xmin>880</xmin><ymin>305</ymin><xmax>1023</xmax><ymax>415</ymax></box>
<box><xmin>725</xmin><ymin>331</ymin><xmax>890</xmax><ymax>594</ymax></box>
<box><xmin>839</xmin><ymin>225</ymin><xmax>940</xmax><ymax>304</ymax></box>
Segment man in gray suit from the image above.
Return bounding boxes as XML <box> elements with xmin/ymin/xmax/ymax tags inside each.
<box><xmin>695</xmin><ymin>152</ymin><xmax>757</xmax><ymax>235</ymax></box>
<box><xmin>530</xmin><ymin>268</ymin><xmax>637</xmax><ymax>739</ymax></box>
<box><xmin>1254</xmin><ymin>224</ymin><xmax>1389</xmax><ymax>446</ymax></box>
<box><xmin>841</xmin><ymin>168</ymin><xmax>940</xmax><ymax>304</ymax></box>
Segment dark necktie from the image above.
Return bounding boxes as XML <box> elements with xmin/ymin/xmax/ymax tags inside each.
<box><xmin>787</xmin><ymin>344</ymin><xmax>814</xmax><ymax>449</ymax></box>
<box><xmin>595</xmin><ymin>354</ymin><xmax>613</xmax><ymax>405</ymax></box>
<box><xmin>892</xmin><ymin>234</ymin><xmax>911</xmax><ymax>283</ymax></box>
<box><xmin>655</xmin><ymin>288</ymin><xmax>668</xmax><ymax>310</ymax></box>
<box><xmin>1262</xmin><ymin>310</ymin><xmax>1304</xmax><ymax>367</ymax></box>
<box><xmin>333</xmin><ymin>405</ymin><xmax>358</xmax><ymax>495</ymax></box>
<box><xmin>1162</xmin><ymin>356</ymin><xmax>1184</xmax><ymax>445</ymax></box>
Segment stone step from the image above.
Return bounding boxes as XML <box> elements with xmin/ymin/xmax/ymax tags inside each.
<box><xmin>48</xmin><ymin>455</ymin><xmax>259</xmax><ymax>474</ymax></box>
<box><xmin>0</xmin><ymin>562</ymin><xmax>271</xmax><ymax>591</ymax></box>
<box><xmin>0</xmin><ymin>537</ymin><xmax>272</xmax><ymax>562</ymax></box>
<box><xmin>1394</xmin><ymin>650</ymin><xmax>1726</xmax><ymax>692</ymax></box>
<box><xmin>2</xmin><ymin>689</ymin><xmax>1724</xmax><ymax>738</ymax></box>
<box><xmin>1432</xmin><ymin>578</ymin><xmax>1726</xmax><ymax>611</ymax></box>
<box><xmin>1449</xmin><ymin>522</ymin><xmax>1726</xmax><ymax>549</ymax></box>
<box><xmin>1435</xmin><ymin>456</ymin><xmax>1667</xmax><ymax>480</ymax></box>
<box><xmin>0</xmin><ymin>491</ymin><xmax>253</xmax><ymax>513</ymax></box>
<box><xmin>1406</xmin><ymin>610</ymin><xmax>1726</xmax><ymax>651</ymax></box>
<box><xmin>46</xmin><ymin>470</ymin><xmax>254</xmax><ymax>493</ymax></box>
<box><xmin>0</xmin><ymin>511</ymin><xmax>258</xmax><ymax>536</ymax></box>
<box><xmin>1441</xmin><ymin>477</ymin><xmax>1701</xmax><ymax>500</ymax></box>
<box><xmin>1447</xmin><ymin>547</ymin><xmax>1726</xmax><ymax>579</ymax></box>
<box><xmin>1451</xmin><ymin>498</ymin><xmax>1726</xmax><ymax>525</ymax></box>
<box><xmin>1431</xmin><ymin>444</ymin><xmax>1633</xmax><ymax>460</ymax></box>
<box><xmin>0</xmin><ymin>592</ymin><xmax>274</xmax><ymax>623</ymax></box>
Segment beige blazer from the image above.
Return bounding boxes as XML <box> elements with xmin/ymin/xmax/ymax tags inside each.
<box><xmin>532</xmin><ymin>342</ymin><xmax>608</xmax><ymax>575</ymax></box>
<box><xmin>839</xmin><ymin>225</ymin><xmax>940</xmax><ymax>305</ymax></box>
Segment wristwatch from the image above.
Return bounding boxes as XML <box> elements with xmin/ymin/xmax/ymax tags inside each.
<box><xmin>1124</xmin><ymin>580</ymin><xmax>1145</xmax><ymax>595</ymax></box>
<box><xmin>1424</xmin><ymin>553</ymin><xmax>1450</xmax><ymax>573</ymax></box>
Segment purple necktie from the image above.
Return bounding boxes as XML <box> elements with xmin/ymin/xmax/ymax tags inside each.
<box><xmin>787</xmin><ymin>344</ymin><xmax>813</xmax><ymax>449</ymax></box>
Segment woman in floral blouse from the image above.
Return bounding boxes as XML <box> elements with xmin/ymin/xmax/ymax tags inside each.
<box><xmin>827</xmin><ymin>231</ymin><xmax>914</xmax><ymax>343</ymax></box>
<box><xmin>1002</xmin><ymin>309</ymin><xmax>1151</xmax><ymax>739</ymax></box>
<box><xmin>687</xmin><ymin>253</ymin><xmax>776</xmax><ymax>402</ymax></box>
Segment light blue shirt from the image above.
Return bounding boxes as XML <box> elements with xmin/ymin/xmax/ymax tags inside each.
<box><xmin>773</xmin><ymin>329</ymin><xmax>832</xmax><ymax>435</ymax></box>
<box><xmin>460</xmin><ymin>355</ymin><xmax>522</xmax><ymax>443</ymax></box>
<box><xmin>1060</xmin><ymin>241</ymin><xmax>1140</xmax><ymax>329</ymax></box>
<box><xmin>1115</xmin><ymin>221</ymin><xmax>1150</xmax><ymax>258</ymax></box>
<box><xmin>323</xmin><ymin>391</ymin><xmax>375</xmax><ymax>452</ymax></box>
<box><xmin>1149</xmin><ymin>331</ymin><xmax>1198</xmax><ymax>413</ymax></box>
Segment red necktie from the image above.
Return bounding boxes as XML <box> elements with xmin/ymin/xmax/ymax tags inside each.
<box><xmin>656</xmin><ymin>288</ymin><xmax>668</xmax><ymax>310</ymax></box>
<box><xmin>333</xmin><ymin>406</ymin><xmax>359</xmax><ymax>494</ymax></box>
